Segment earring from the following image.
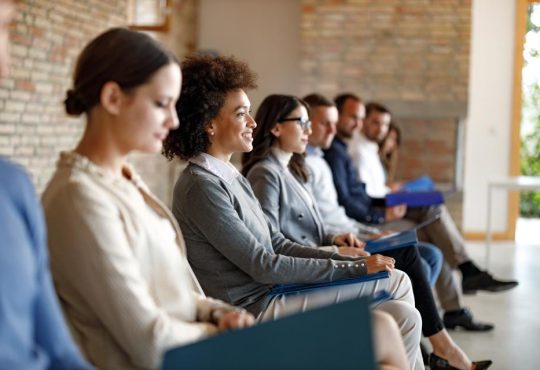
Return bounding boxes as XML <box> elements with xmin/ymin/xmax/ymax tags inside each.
<box><xmin>209</xmin><ymin>131</ymin><xmax>215</xmax><ymax>136</ymax></box>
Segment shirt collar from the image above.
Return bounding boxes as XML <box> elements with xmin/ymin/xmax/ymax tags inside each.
<box><xmin>306</xmin><ymin>145</ymin><xmax>323</xmax><ymax>157</ymax></box>
<box><xmin>189</xmin><ymin>152</ymin><xmax>240</xmax><ymax>184</ymax></box>
<box><xmin>358</xmin><ymin>131</ymin><xmax>378</xmax><ymax>149</ymax></box>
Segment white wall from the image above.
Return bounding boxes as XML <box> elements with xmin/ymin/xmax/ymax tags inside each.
<box><xmin>198</xmin><ymin>0</ymin><xmax>301</xmax><ymax>111</ymax></box>
<box><xmin>463</xmin><ymin>0</ymin><xmax>516</xmax><ymax>233</ymax></box>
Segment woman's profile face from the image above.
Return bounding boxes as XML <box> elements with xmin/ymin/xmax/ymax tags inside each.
<box><xmin>381</xmin><ymin>129</ymin><xmax>398</xmax><ymax>155</ymax></box>
<box><xmin>113</xmin><ymin>62</ymin><xmax>181</xmax><ymax>154</ymax></box>
<box><xmin>208</xmin><ymin>89</ymin><xmax>256</xmax><ymax>156</ymax></box>
<box><xmin>273</xmin><ymin>104</ymin><xmax>311</xmax><ymax>154</ymax></box>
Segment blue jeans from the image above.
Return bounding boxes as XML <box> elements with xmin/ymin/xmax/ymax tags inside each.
<box><xmin>417</xmin><ymin>242</ymin><xmax>443</xmax><ymax>288</ymax></box>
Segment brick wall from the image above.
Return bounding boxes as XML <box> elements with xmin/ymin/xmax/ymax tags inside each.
<box><xmin>0</xmin><ymin>0</ymin><xmax>197</xmax><ymax>204</ymax></box>
<box><xmin>300</xmin><ymin>0</ymin><xmax>471</xmax><ymax>185</ymax></box>
<box><xmin>396</xmin><ymin>117</ymin><xmax>457</xmax><ymax>183</ymax></box>
<box><xmin>0</xmin><ymin>0</ymin><xmax>128</xmax><ymax>193</ymax></box>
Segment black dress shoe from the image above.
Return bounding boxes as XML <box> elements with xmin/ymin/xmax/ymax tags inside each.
<box><xmin>462</xmin><ymin>271</ymin><xmax>518</xmax><ymax>294</ymax></box>
<box><xmin>429</xmin><ymin>353</ymin><xmax>492</xmax><ymax>370</ymax></box>
<box><xmin>443</xmin><ymin>308</ymin><xmax>494</xmax><ymax>331</ymax></box>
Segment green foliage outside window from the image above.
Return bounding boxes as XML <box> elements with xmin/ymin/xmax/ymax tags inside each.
<box><xmin>520</xmin><ymin>5</ymin><xmax>540</xmax><ymax>217</ymax></box>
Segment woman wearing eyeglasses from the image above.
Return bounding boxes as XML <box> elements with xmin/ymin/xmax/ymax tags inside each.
<box><xmin>242</xmin><ymin>95</ymin><xmax>366</xmax><ymax>256</ymax></box>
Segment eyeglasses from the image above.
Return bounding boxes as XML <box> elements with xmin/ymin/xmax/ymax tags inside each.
<box><xmin>279</xmin><ymin>117</ymin><xmax>312</xmax><ymax>130</ymax></box>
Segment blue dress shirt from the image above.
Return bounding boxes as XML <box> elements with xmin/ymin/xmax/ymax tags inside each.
<box><xmin>323</xmin><ymin>137</ymin><xmax>386</xmax><ymax>224</ymax></box>
<box><xmin>0</xmin><ymin>158</ymin><xmax>93</xmax><ymax>370</ymax></box>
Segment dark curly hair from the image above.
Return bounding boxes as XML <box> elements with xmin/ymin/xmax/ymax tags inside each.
<box><xmin>242</xmin><ymin>94</ymin><xmax>310</xmax><ymax>183</ymax></box>
<box><xmin>162</xmin><ymin>54</ymin><xmax>257</xmax><ymax>160</ymax></box>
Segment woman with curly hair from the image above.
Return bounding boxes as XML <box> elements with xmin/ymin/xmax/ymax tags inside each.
<box><xmin>163</xmin><ymin>54</ymin><xmax>425</xmax><ymax>370</ymax></box>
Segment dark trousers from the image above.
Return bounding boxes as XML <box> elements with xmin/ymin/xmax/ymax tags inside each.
<box><xmin>383</xmin><ymin>245</ymin><xmax>444</xmax><ymax>337</ymax></box>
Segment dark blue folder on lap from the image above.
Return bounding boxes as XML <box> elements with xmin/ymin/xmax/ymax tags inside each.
<box><xmin>365</xmin><ymin>229</ymin><xmax>418</xmax><ymax>254</ymax></box>
<box><xmin>269</xmin><ymin>271</ymin><xmax>390</xmax><ymax>296</ymax></box>
<box><xmin>161</xmin><ymin>297</ymin><xmax>376</xmax><ymax>370</ymax></box>
<box><xmin>385</xmin><ymin>190</ymin><xmax>444</xmax><ymax>207</ymax></box>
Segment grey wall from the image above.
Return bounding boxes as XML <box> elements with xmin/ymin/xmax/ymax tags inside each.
<box><xmin>199</xmin><ymin>0</ymin><xmax>302</xmax><ymax>111</ymax></box>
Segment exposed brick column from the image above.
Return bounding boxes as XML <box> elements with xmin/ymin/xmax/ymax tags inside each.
<box><xmin>0</xmin><ymin>0</ymin><xmax>128</xmax><ymax>193</ymax></box>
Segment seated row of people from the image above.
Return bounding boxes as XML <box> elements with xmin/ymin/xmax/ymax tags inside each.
<box><xmin>1</xmin><ymin>21</ymin><xmax>498</xmax><ymax>370</ymax></box>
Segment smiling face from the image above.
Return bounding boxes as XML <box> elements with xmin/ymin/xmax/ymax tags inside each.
<box><xmin>308</xmin><ymin>105</ymin><xmax>338</xmax><ymax>149</ymax></box>
<box><xmin>337</xmin><ymin>98</ymin><xmax>365</xmax><ymax>139</ymax></box>
<box><xmin>272</xmin><ymin>104</ymin><xmax>311</xmax><ymax>154</ymax></box>
<box><xmin>113</xmin><ymin>62</ymin><xmax>181</xmax><ymax>154</ymax></box>
<box><xmin>207</xmin><ymin>89</ymin><xmax>256</xmax><ymax>158</ymax></box>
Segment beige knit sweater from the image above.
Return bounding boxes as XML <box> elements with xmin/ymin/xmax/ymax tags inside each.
<box><xmin>42</xmin><ymin>152</ymin><xmax>237</xmax><ymax>370</ymax></box>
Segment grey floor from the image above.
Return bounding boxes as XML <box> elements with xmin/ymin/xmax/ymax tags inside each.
<box><xmin>442</xmin><ymin>238</ymin><xmax>540</xmax><ymax>370</ymax></box>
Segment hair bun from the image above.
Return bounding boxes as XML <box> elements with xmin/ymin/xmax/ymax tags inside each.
<box><xmin>64</xmin><ymin>89</ymin><xmax>87</xmax><ymax>116</ymax></box>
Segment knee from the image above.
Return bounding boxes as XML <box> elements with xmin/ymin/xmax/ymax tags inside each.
<box><xmin>393</xmin><ymin>269</ymin><xmax>413</xmax><ymax>292</ymax></box>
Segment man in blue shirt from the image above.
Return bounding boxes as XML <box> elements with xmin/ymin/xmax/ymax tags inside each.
<box><xmin>0</xmin><ymin>1</ymin><xmax>93</xmax><ymax>368</ymax></box>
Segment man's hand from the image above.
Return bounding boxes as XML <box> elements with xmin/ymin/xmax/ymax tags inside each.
<box><xmin>385</xmin><ymin>204</ymin><xmax>407</xmax><ymax>222</ymax></box>
<box><xmin>333</xmin><ymin>233</ymin><xmax>365</xmax><ymax>248</ymax></box>
<box><xmin>364</xmin><ymin>254</ymin><xmax>396</xmax><ymax>274</ymax></box>
<box><xmin>388</xmin><ymin>181</ymin><xmax>404</xmax><ymax>192</ymax></box>
<box><xmin>217</xmin><ymin>311</ymin><xmax>255</xmax><ymax>331</ymax></box>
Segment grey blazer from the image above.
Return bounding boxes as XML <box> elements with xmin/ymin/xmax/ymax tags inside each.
<box><xmin>246</xmin><ymin>153</ymin><xmax>335</xmax><ymax>247</ymax></box>
<box><xmin>173</xmin><ymin>163</ymin><xmax>368</xmax><ymax>316</ymax></box>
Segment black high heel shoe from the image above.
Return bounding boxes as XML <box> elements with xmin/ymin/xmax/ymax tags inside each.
<box><xmin>429</xmin><ymin>353</ymin><xmax>493</xmax><ymax>370</ymax></box>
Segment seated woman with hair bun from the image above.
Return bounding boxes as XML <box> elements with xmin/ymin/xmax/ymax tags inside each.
<box><xmin>163</xmin><ymin>54</ymin><xmax>424</xmax><ymax>370</ymax></box>
<box><xmin>42</xmin><ymin>28</ymin><xmax>254</xmax><ymax>370</ymax></box>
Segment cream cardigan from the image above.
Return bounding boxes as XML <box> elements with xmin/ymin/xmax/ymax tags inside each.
<box><xmin>42</xmin><ymin>152</ymin><xmax>237</xmax><ymax>370</ymax></box>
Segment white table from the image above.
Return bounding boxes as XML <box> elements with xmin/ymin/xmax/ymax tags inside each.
<box><xmin>485</xmin><ymin>176</ymin><xmax>540</xmax><ymax>267</ymax></box>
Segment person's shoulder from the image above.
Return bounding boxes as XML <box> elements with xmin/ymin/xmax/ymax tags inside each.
<box><xmin>42</xmin><ymin>163</ymin><xmax>113</xmax><ymax>213</ymax></box>
<box><xmin>245</xmin><ymin>159</ymin><xmax>282</xmax><ymax>187</ymax></box>
<box><xmin>0</xmin><ymin>158</ymin><xmax>33</xmax><ymax>194</ymax></box>
<box><xmin>247</xmin><ymin>157</ymin><xmax>280</xmax><ymax>176</ymax></box>
<box><xmin>175</xmin><ymin>163</ymin><xmax>230</xmax><ymax>202</ymax></box>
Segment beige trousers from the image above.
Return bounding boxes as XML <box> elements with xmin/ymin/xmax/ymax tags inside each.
<box><xmin>379</xmin><ymin>204</ymin><xmax>467</xmax><ymax>312</ymax></box>
<box><xmin>259</xmin><ymin>269</ymin><xmax>423</xmax><ymax>370</ymax></box>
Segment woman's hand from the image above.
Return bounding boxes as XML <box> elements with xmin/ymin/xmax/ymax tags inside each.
<box><xmin>364</xmin><ymin>254</ymin><xmax>396</xmax><ymax>274</ymax></box>
<box><xmin>333</xmin><ymin>233</ymin><xmax>365</xmax><ymax>248</ymax></box>
<box><xmin>337</xmin><ymin>246</ymin><xmax>371</xmax><ymax>257</ymax></box>
<box><xmin>217</xmin><ymin>311</ymin><xmax>255</xmax><ymax>331</ymax></box>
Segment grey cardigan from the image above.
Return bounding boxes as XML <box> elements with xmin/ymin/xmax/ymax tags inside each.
<box><xmin>172</xmin><ymin>163</ymin><xmax>368</xmax><ymax>316</ymax></box>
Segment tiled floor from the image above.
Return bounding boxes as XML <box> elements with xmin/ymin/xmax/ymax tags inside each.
<box><xmin>444</xmin><ymin>226</ymin><xmax>540</xmax><ymax>370</ymax></box>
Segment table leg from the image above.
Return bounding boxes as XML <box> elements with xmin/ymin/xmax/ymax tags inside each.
<box><xmin>485</xmin><ymin>184</ymin><xmax>492</xmax><ymax>269</ymax></box>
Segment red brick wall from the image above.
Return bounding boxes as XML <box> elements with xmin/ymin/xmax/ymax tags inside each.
<box><xmin>396</xmin><ymin>117</ymin><xmax>457</xmax><ymax>183</ymax></box>
<box><xmin>0</xmin><ymin>0</ymin><xmax>128</xmax><ymax>193</ymax></box>
<box><xmin>300</xmin><ymin>0</ymin><xmax>471</xmax><ymax>184</ymax></box>
<box><xmin>0</xmin><ymin>0</ymin><xmax>197</xmax><ymax>204</ymax></box>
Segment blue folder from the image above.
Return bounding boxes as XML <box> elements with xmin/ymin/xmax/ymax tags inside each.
<box><xmin>385</xmin><ymin>190</ymin><xmax>444</xmax><ymax>207</ymax></box>
<box><xmin>269</xmin><ymin>271</ymin><xmax>390</xmax><ymax>296</ymax></box>
<box><xmin>161</xmin><ymin>297</ymin><xmax>376</xmax><ymax>370</ymax></box>
<box><xmin>401</xmin><ymin>175</ymin><xmax>435</xmax><ymax>192</ymax></box>
<box><xmin>365</xmin><ymin>229</ymin><xmax>418</xmax><ymax>254</ymax></box>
